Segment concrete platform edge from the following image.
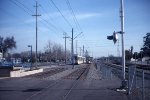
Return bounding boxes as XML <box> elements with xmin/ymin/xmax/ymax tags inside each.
<box><xmin>10</xmin><ymin>69</ymin><xmax>43</xmax><ymax>77</ymax></box>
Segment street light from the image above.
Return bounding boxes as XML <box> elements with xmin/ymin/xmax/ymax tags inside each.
<box><xmin>28</xmin><ymin>45</ymin><xmax>32</xmax><ymax>70</ymax></box>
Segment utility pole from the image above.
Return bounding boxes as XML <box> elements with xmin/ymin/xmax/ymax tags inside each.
<box><xmin>32</xmin><ymin>1</ymin><xmax>41</xmax><ymax>68</ymax></box>
<box><xmin>83</xmin><ymin>45</ymin><xmax>84</xmax><ymax>63</ymax></box>
<box><xmin>71</xmin><ymin>28</ymin><xmax>74</xmax><ymax>69</ymax></box>
<box><xmin>63</xmin><ymin>33</ymin><xmax>69</xmax><ymax>64</ymax></box>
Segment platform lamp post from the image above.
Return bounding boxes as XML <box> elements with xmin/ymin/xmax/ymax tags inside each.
<box><xmin>28</xmin><ymin>45</ymin><xmax>32</xmax><ymax>70</ymax></box>
<box><xmin>107</xmin><ymin>0</ymin><xmax>127</xmax><ymax>91</ymax></box>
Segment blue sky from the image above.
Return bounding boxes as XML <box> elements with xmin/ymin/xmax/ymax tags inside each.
<box><xmin>0</xmin><ymin>0</ymin><xmax>150</xmax><ymax>57</ymax></box>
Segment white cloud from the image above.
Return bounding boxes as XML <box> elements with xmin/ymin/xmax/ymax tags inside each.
<box><xmin>24</xmin><ymin>11</ymin><xmax>70</xmax><ymax>24</ymax></box>
<box><xmin>24</xmin><ymin>11</ymin><xmax>101</xmax><ymax>24</ymax></box>
<box><xmin>76</xmin><ymin>13</ymin><xmax>101</xmax><ymax>20</ymax></box>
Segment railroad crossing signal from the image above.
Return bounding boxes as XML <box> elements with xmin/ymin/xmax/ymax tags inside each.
<box><xmin>107</xmin><ymin>31</ymin><xmax>118</xmax><ymax>44</ymax></box>
<box><xmin>107</xmin><ymin>35</ymin><xmax>113</xmax><ymax>40</ymax></box>
<box><xmin>113</xmin><ymin>31</ymin><xmax>118</xmax><ymax>44</ymax></box>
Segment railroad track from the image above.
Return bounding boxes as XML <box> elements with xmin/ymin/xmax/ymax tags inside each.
<box><xmin>23</xmin><ymin>67</ymin><xmax>67</xmax><ymax>79</ymax></box>
<box><xmin>24</xmin><ymin>64</ymin><xmax>90</xmax><ymax>100</ymax></box>
<box><xmin>62</xmin><ymin>67</ymin><xmax>89</xmax><ymax>80</ymax></box>
<box><xmin>62</xmin><ymin>64</ymin><xmax>90</xmax><ymax>100</ymax></box>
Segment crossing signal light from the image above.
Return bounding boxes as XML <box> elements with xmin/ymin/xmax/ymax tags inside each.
<box><xmin>113</xmin><ymin>31</ymin><xmax>118</xmax><ymax>44</ymax></box>
<box><xmin>107</xmin><ymin>35</ymin><xmax>113</xmax><ymax>40</ymax></box>
<box><xmin>107</xmin><ymin>31</ymin><xmax>118</xmax><ymax>44</ymax></box>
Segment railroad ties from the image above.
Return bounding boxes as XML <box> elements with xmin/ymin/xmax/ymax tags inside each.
<box><xmin>62</xmin><ymin>64</ymin><xmax>90</xmax><ymax>80</ymax></box>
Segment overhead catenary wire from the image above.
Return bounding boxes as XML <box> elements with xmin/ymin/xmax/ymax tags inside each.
<box><xmin>49</xmin><ymin>0</ymin><xmax>73</xmax><ymax>28</ymax></box>
<box><xmin>38</xmin><ymin>20</ymin><xmax>63</xmax><ymax>39</ymax></box>
<box><xmin>40</xmin><ymin>5</ymin><xmax>65</xmax><ymax>32</ymax></box>
<box><xmin>9</xmin><ymin>0</ymin><xmax>31</xmax><ymax>15</ymax></box>
<box><xmin>8</xmin><ymin>0</ymin><xmax>88</xmax><ymax>58</ymax></box>
<box><xmin>0</xmin><ymin>6</ymin><xmax>20</xmax><ymax>21</ymax></box>
<box><xmin>9</xmin><ymin>0</ymin><xmax>91</xmax><ymax>55</ymax></box>
<box><xmin>64</xmin><ymin>0</ymin><xmax>89</xmax><ymax>51</ymax></box>
<box><xmin>9</xmin><ymin>0</ymin><xmax>63</xmax><ymax>39</ymax></box>
<box><xmin>65</xmin><ymin>0</ymin><xmax>82</xmax><ymax>32</ymax></box>
<box><xmin>15</xmin><ymin>0</ymin><xmax>34</xmax><ymax>14</ymax></box>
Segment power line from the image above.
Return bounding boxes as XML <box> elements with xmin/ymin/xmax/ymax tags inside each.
<box><xmin>24</xmin><ymin>1</ymin><xmax>61</xmax><ymax>32</ymax></box>
<box><xmin>65</xmin><ymin>0</ymin><xmax>88</xmax><ymax>50</ymax></box>
<box><xmin>39</xmin><ymin>20</ymin><xmax>62</xmax><ymax>39</ymax></box>
<box><xmin>9</xmin><ymin>0</ymin><xmax>31</xmax><ymax>15</ymax></box>
<box><xmin>66</xmin><ymin>0</ymin><xmax>82</xmax><ymax>32</ymax></box>
<box><xmin>40</xmin><ymin>5</ymin><xmax>65</xmax><ymax>32</ymax></box>
<box><xmin>0</xmin><ymin>6</ymin><xmax>19</xmax><ymax>20</ymax></box>
<box><xmin>15</xmin><ymin>0</ymin><xmax>33</xmax><ymax>14</ymax></box>
<box><xmin>40</xmin><ymin>17</ymin><xmax>59</xmax><ymax>32</ymax></box>
<box><xmin>49</xmin><ymin>0</ymin><xmax>73</xmax><ymax>28</ymax></box>
<box><xmin>9</xmin><ymin>0</ymin><xmax>63</xmax><ymax>39</ymax></box>
<box><xmin>39</xmin><ymin>17</ymin><xmax>65</xmax><ymax>39</ymax></box>
<box><xmin>36</xmin><ymin>2</ymin><xmax>68</xmax><ymax>38</ymax></box>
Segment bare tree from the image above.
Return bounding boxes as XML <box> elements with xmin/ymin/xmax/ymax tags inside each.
<box><xmin>44</xmin><ymin>41</ymin><xmax>69</xmax><ymax>63</ymax></box>
<box><xmin>0</xmin><ymin>36</ymin><xmax>16</xmax><ymax>57</ymax></box>
<box><xmin>44</xmin><ymin>41</ymin><xmax>53</xmax><ymax>62</ymax></box>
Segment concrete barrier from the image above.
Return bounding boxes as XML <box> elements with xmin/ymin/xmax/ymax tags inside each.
<box><xmin>10</xmin><ymin>68</ymin><xmax>43</xmax><ymax>77</ymax></box>
<box><xmin>0</xmin><ymin>67</ymin><xmax>13</xmax><ymax>77</ymax></box>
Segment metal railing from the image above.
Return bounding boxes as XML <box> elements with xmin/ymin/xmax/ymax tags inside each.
<box><xmin>97</xmin><ymin>62</ymin><xmax>150</xmax><ymax>100</ymax></box>
<box><xmin>128</xmin><ymin>65</ymin><xmax>150</xmax><ymax>100</ymax></box>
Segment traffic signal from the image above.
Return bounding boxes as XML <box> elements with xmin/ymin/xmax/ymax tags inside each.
<box><xmin>113</xmin><ymin>31</ymin><xmax>118</xmax><ymax>44</ymax></box>
<box><xmin>107</xmin><ymin>31</ymin><xmax>118</xmax><ymax>44</ymax></box>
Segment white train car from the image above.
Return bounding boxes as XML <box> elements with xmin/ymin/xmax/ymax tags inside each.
<box><xmin>74</xmin><ymin>55</ymin><xmax>85</xmax><ymax>65</ymax></box>
<box><xmin>86</xmin><ymin>56</ymin><xmax>93</xmax><ymax>64</ymax></box>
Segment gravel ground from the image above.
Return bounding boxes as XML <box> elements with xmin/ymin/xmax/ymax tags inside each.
<box><xmin>43</xmin><ymin>67</ymin><xmax>78</xmax><ymax>80</ymax></box>
<box><xmin>21</xmin><ymin>64</ymin><xmax>102</xmax><ymax>81</ymax></box>
<box><xmin>86</xmin><ymin>64</ymin><xmax>101</xmax><ymax>80</ymax></box>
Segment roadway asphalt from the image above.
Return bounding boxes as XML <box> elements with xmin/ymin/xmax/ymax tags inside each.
<box><xmin>0</xmin><ymin>64</ymin><xmax>129</xmax><ymax>100</ymax></box>
<box><xmin>0</xmin><ymin>78</ymin><xmax>128</xmax><ymax>100</ymax></box>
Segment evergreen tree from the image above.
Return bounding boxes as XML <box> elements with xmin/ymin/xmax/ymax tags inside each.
<box><xmin>141</xmin><ymin>33</ymin><xmax>150</xmax><ymax>56</ymax></box>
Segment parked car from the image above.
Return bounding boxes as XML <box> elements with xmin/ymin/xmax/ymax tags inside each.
<box><xmin>0</xmin><ymin>61</ymin><xmax>14</xmax><ymax>68</ymax></box>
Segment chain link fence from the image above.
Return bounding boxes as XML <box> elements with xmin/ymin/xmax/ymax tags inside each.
<box><xmin>96</xmin><ymin>62</ymin><xmax>150</xmax><ymax>100</ymax></box>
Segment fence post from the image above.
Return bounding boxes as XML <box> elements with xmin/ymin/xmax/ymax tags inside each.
<box><xmin>128</xmin><ymin>66</ymin><xmax>130</xmax><ymax>95</ymax></box>
<box><xmin>142</xmin><ymin>69</ymin><xmax>145</xmax><ymax>100</ymax></box>
<box><xmin>135</xmin><ymin>62</ymin><xmax>137</xmax><ymax>89</ymax></box>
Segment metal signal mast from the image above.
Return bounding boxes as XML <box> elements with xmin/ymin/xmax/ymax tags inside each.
<box><xmin>107</xmin><ymin>0</ymin><xmax>126</xmax><ymax>90</ymax></box>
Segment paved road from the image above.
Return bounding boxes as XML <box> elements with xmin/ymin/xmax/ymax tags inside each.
<box><xmin>0</xmin><ymin>64</ymin><xmax>130</xmax><ymax>100</ymax></box>
<box><xmin>0</xmin><ymin>78</ymin><xmax>128</xmax><ymax>100</ymax></box>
